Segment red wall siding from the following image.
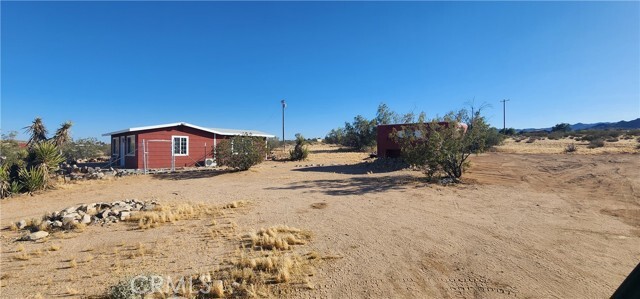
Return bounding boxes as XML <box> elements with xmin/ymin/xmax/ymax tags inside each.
<box><xmin>134</xmin><ymin>126</ymin><xmax>230</xmax><ymax>169</ymax></box>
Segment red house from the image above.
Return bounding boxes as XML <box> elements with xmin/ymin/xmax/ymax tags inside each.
<box><xmin>102</xmin><ymin>122</ymin><xmax>274</xmax><ymax>170</ymax></box>
<box><xmin>376</xmin><ymin>122</ymin><xmax>468</xmax><ymax>158</ymax></box>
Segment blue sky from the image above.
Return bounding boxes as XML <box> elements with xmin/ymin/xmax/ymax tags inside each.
<box><xmin>2</xmin><ymin>1</ymin><xmax>639</xmax><ymax>141</ymax></box>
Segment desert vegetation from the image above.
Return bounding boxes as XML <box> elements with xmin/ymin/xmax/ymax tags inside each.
<box><xmin>215</xmin><ymin>134</ymin><xmax>267</xmax><ymax>171</ymax></box>
<box><xmin>289</xmin><ymin>134</ymin><xmax>309</xmax><ymax>161</ymax></box>
<box><xmin>324</xmin><ymin>103</ymin><xmax>426</xmax><ymax>151</ymax></box>
<box><xmin>392</xmin><ymin>107</ymin><xmax>501</xmax><ymax>181</ymax></box>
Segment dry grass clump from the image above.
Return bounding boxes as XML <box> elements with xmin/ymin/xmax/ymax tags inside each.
<box><xmin>13</xmin><ymin>252</ymin><xmax>31</xmax><ymax>261</ymax></box>
<box><xmin>48</xmin><ymin>243</ymin><xmax>61</xmax><ymax>251</ymax></box>
<box><xmin>246</xmin><ymin>226</ymin><xmax>312</xmax><ymax>251</ymax></box>
<box><xmin>129</xmin><ymin>201</ymin><xmax>247</xmax><ymax>230</ymax></box>
<box><xmin>115</xmin><ymin>226</ymin><xmax>324</xmax><ymax>298</ymax></box>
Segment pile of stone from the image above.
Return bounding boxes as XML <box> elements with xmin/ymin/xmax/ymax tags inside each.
<box><xmin>58</xmin><ymin>163</ymin><xmax>110</xmax><ymax>180</ymax></box>
<box><xmin>16</xmin><ymin>199</ymin><xmax>159</xmax><ymax>234</ymax></box>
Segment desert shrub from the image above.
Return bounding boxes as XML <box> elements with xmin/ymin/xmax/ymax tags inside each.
<box><xmin>551</xmin><ymin>123</ymin><xmax>572</xmax><ymax>132</ymax></box>
<box><xmin>548</xmin><ymin>131</ymin><xmax>565</xmax><ymax>140</ymax></box>
<box><xmin>109</xmin><ymin>275</ymin><xmax>157</xmax><ymax>299</ymax></box>
<box><xmin>587</xmin><ymin>138</ymin><xmax>605</xmax><ymax>149</ymax></box>
<box><xmin>324</xmin><ymin>128</ymin><xmax>345</xmax><ymax>145</ymax></box>
<box><xmin>565</xmin><ymin>143</ymin><xmax>577</xmax><ymax>153</ymax></box>
<box><xmin>393</xmin><ymin>108</ymin><xmax>496</xmax><ymax>181</ymax></box>
<box><xmin>499</xmin><ymin>128</ymin><xmax>517</xmax><ymax>135</ymax></box>
<box><xmin>62</xmin><ymin>138</ymin><xmax>109</xmax><ymax>162</ymax></box>
<box><xmin>606</xmin><ymin>137</ymin><xmax>619</xmax><ymax>142</ymax></box>
<box><xmin>215</xmin><ymin>135</ymin><xmax>266</xmax><ymax>171</ymax></box>
<box><xmin>526</xmin><ymin>137</ymin><xmax>537</xmax><ymax>143</ymax></box>
<box><xmin>325</xmin><ymin>103</ymin><xmax>423</xmax><ymax>151</ymax></box>
<box><xmin>18</xmin><ymin>165</ymin><xmax>47</xmax><ymax>192</ymax></box>
<box><xmin>289</xmin><ymin>134</ymin><xmax>309</xmax><ymax>161</ymax></box>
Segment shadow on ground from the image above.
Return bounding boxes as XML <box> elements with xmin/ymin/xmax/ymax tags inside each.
<box><xmin>152</xmin><ymin>169</ymin><xmax>233</xmax><ymax>180</ymax></box>
<box><xmin>266</xmin><ymin>174</ymin><xmax>420</xmax><ymax>196</ymax></box>
<box><xmin>292</xmin><ymin>162</ymin><xmax>404</xmax><ymax>175</ymax></box>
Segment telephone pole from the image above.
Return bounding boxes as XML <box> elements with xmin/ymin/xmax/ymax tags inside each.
<box><xmin>281</xmin><ymin>99</ymin><xmax>286</xmax><ymax>152</ymax></box>
<box><xmin>500</xmin><ymin>99</ymin><xmax>510</xmax><ymax>133</ymax></box>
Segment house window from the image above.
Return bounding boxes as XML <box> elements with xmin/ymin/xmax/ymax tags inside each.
<box><xmin>125</xmin><ymin>135</ymin><xmax>135</xmax><ymax>156</ymax></box>
<box><xmin>173</xmin><ymin>136</ymin><xmax>188</xmax><ymax>156</ymax></box>
<box><xmin>112</xmin><ymin>137</ymin><xmax>119</xmax><ymax>155</ymax></box>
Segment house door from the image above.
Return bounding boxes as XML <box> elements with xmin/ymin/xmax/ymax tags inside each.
<box><xmin>119</xmin><ymin>136</ymin><xmax>126</xmax><ymax>167</ymax></box>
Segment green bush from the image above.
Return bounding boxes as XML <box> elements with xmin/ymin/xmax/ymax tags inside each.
<box><xmin>215</xmin><ymin>135</ymin><xmax>266</xmax><ymax>171</ymax></box>
<box><xmin>62</xmin><ymin>137</ymin><xmax>109</xmax><ymax>161</ymax></box>
<box><xmin>289</xmin><ymin>134</ymin><xmax>309</xmax><ymax>161</ymax></box>
<box><xmin>393</xmin><ymin>108</ymin><xmax>496</xmax><ymax>181</ymax></box>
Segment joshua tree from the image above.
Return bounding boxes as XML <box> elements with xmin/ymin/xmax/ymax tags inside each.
<box><xmin>24</xmin><ymin>117</ymin><xmax>48</xmax><ymax>147</ymax></box>
<box><xmin>53</xmin><ymin>121</ymin><xmax>73</xmax><ymax>148</ymax></box>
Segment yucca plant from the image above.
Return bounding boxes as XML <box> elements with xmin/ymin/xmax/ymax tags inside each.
<box><xmin>32</xmin><ymin>141</ymin><xmax>65</xmax><ymax>171</ymax></box>
<box><xmin>8</xmin><ymin>181</ymin><xmax>22</xmax><ymax>195</ymax></box>
<box><xmin>0</xmin><ymin>164</ymin><xmax>10</xmax><ymax>198</ymax></box>
<box><xmin>53</xmin><ymin>121</ymin><xmax>73</xmax><ymax>148</ymax></box>
<box><xmin>18</xmin><ymin>165</ymin><xmax>47</xmax><ymax>193</ymax></box>
<box><xmin>23</xmin><ymin>117</ymin><xmax>48</xmax><ymax>148</ymax></box>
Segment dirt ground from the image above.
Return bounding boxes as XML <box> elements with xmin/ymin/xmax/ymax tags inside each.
<box><xmin>1</xmin><ymin>144</ymin><xmax>639</xmax><ymax>298</ymax></box>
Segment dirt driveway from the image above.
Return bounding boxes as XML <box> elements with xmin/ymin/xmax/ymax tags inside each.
<box><xmin>1</xmin><ymin>149</ymin><xmax>638</xmax><ymax>298</ymax></box>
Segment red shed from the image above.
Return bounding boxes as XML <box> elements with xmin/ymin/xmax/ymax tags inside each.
<box><xmin>376</xmin><ymin>122</ymin><xmax>468</xmax><ymax>158</ymax></box>
<box><xmin>102</xmin><ymin>122</ymin><xmax>274</xmax><ymax>171</ymax></box>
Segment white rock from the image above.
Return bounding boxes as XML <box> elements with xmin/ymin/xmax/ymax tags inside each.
<box><xmin>119</xmin><ymin>212</ymin><xmax>131</xmax><ymax>221</ymax></box>
<box><xmin>16</xmin><ymin>220</ymin><xmax>27</xmax><ymax>229</ymax></box>
<box><xmin>28</xmin><ymin>231</ymin><xmax>49</xmax><ymax>241</ymax></box>
<box><xmin>62</xmin><ymin>214</ymin><xmax>78</xmax><ymax>226</ymax></box>
<box><xmin>81</xmin><ymin>214</ymin><xmax>92</xmax><ymax>224</ymax></box>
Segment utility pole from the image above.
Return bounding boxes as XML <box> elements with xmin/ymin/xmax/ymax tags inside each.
<box><xmin>281</xmin><ymin>99</ymin><xmax>286</xmax><ymax>153</ymax></box>
<box><xmin>500</xmin><ymin>99</ymin><xmax>510</xmax><ymax>133</ymax></box>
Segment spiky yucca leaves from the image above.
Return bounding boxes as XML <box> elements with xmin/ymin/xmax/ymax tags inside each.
<box><xmin>24</xmin><ymin>117</ymin><xmax>48</xmax><ymax>147</ymax></box>
<box><xmin>53</xmin><ymin>121</ymin><xmax>73</xmax><ymax>148</ymax></box>
<box><xmin>32</xmin><ymin>141</ymin><xmax>64</xmax><ymax>171</ymax></box>
<box><xmin>18</xmin><ymin>166</ymin><xmax>47</xmax><ymax>192</ymax></box>
<box><xmin>0</xmin><ymin>164</ymin><xmax>10</xmax><ymax>198</ymax></box>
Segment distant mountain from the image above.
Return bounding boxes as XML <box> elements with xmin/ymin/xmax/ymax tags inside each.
<box><xmin>520</xmin><ymin>118</ymin><xmax>640</xmax><ymax>132</ymax></box>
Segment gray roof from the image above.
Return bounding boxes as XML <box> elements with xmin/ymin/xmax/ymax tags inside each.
<box><xmin>102</xmin><ymin>122</ymin><xmax>275</xmax><ymax>138</ymax></box>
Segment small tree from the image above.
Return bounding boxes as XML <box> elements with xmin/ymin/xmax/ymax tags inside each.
<box><xmin>62</xmin><ymin>137</ymin><xmax>109</xmax><ymax>162</ymax></box>
<box><xmin>289</xmin><ymin>133</ymin><xmax>309</xmax><ymax>161</ymax></box>
<box><xmin>393</xmin><ymin>108</ymin><xmax>497</xmax><ymax>181</ymax></box>
<box><xmin>215</xmin><ymin>135</ymin><xmax>266</xmax><ymax>171</ymax></box>
<box><xmin>552</xmin><ymin>123</ymin><xmax>572</xmax><ymax>132</ymax></box>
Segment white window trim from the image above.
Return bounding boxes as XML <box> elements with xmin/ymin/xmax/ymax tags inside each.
<box><xmin>172</xmin><ymin>135</ymin><xmax>189</xmax><ymax>156</ymax></box>
<box><xmin>125</xmin><ymin>135</ymin><xmax>136</xmax><ymax>156</ymax></box>
<box><xmin>112</xmin><ymin>137</ymin><xmax>119</xmax><ymax>155</ymax></box>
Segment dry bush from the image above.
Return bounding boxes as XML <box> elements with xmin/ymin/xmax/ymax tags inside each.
<box><xmin>14</xmin><ymin>252</ymin><xmax>31</xmax><ymax>261</ymax></box>
<box><xmin>69</xmin><ymin>259</ymin><xmax>78</xmax><ymax>268</ymax></box>
<box><xmin>246</xmin><ymin>226</ymin><xmax>312</xmax><ymax>251</ymax></box>
<box><xmin>564</xmin><ymin>143</ymin><xmax>577</xmax><ymax>153</ymax></box>
<box><xmin>111</xmin><ymin>226</ymin><xmax>324</xmax><ymax>298</ymax></box>
<box><xmin>129</xmin><ymin>202</ymin><xmax>242</xmax><ymax>230</ymax></box>
<box><xmin>48</xmin><ymin>244</ymin><xmax>61</xmax><ymax>251</ymax></box>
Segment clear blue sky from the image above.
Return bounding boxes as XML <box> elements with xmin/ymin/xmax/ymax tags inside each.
<box><xmin>2</xmin><ymin>1</ymin><xmax>639</xmax><ymax>141</ymax></box>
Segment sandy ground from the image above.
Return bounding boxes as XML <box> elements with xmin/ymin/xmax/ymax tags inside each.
<box><xmin>1</xmin><ymin>144</ymin><xmax>639</xmax><ymax>298</ymax></box>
